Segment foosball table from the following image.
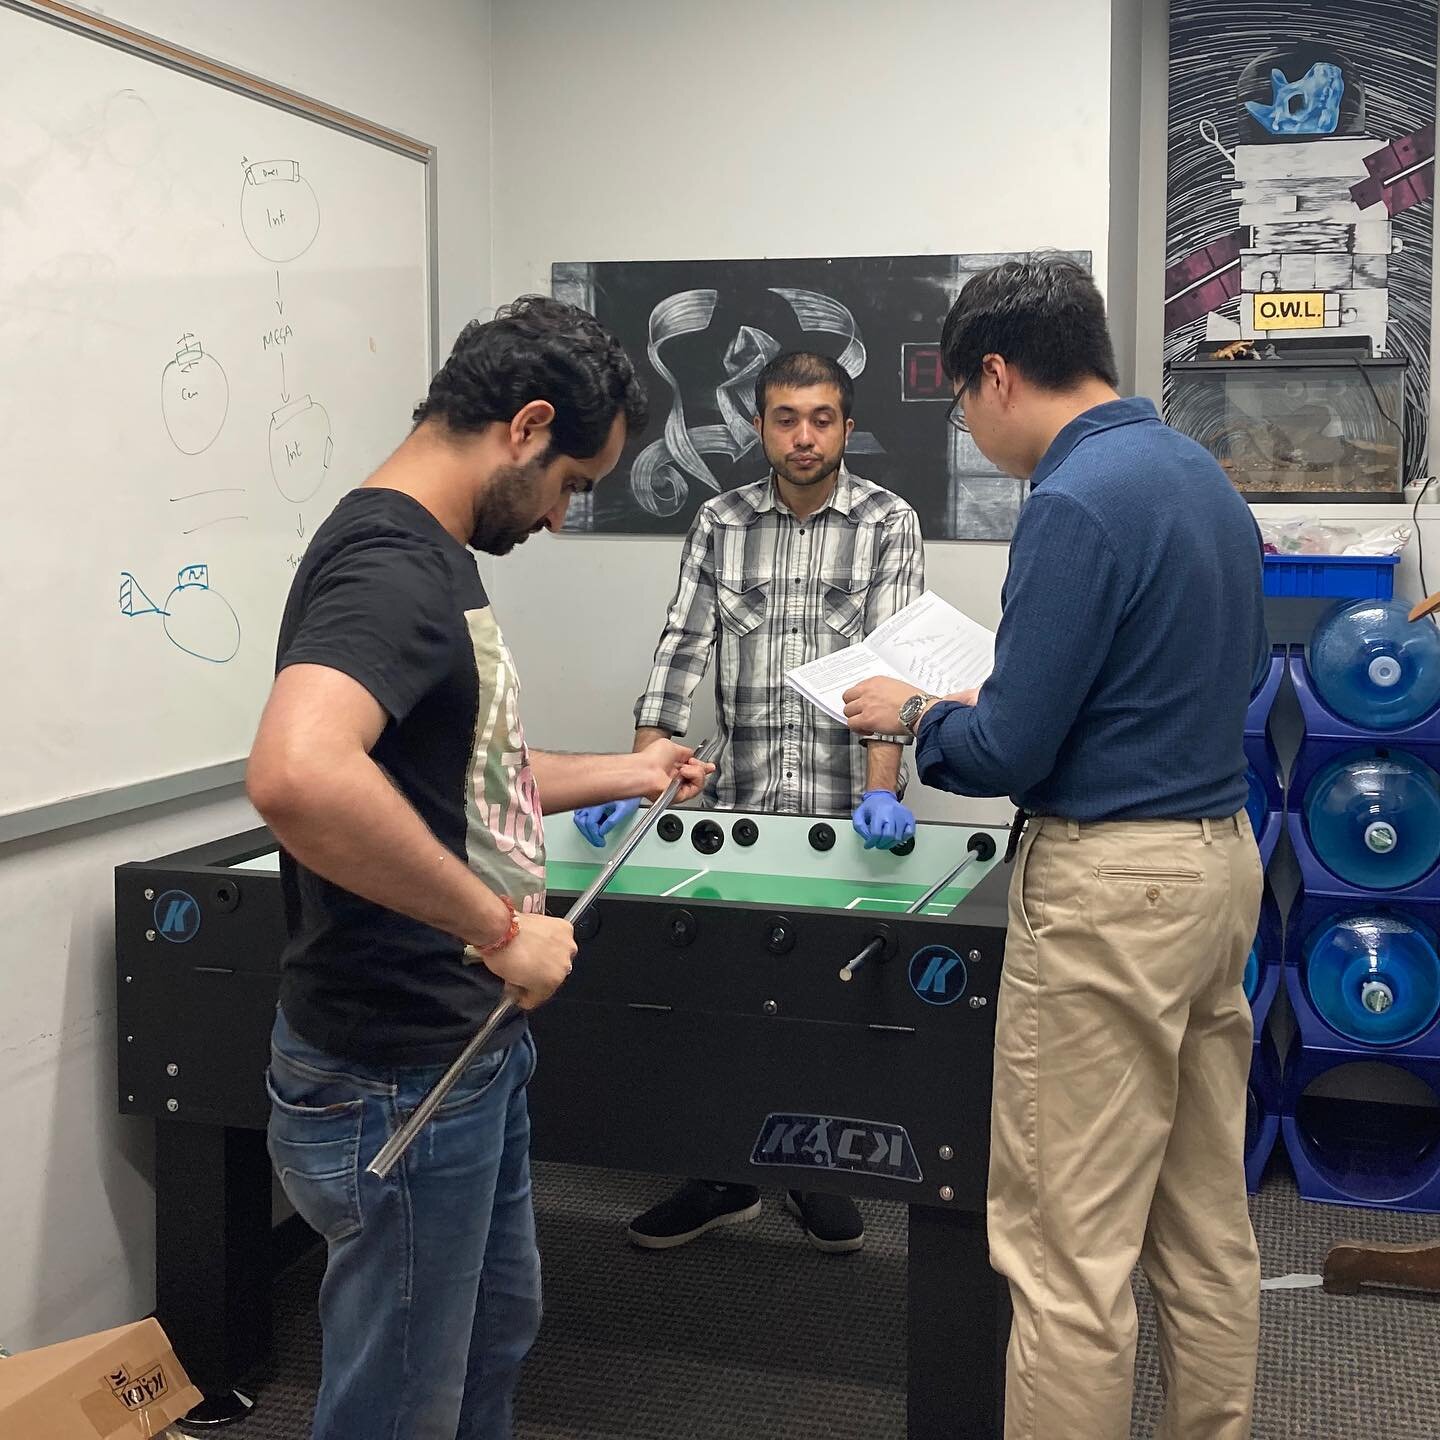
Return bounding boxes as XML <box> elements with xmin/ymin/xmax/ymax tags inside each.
<box><xmin>116</xmin><ymin>808</ymin><xmax>1012</xmax><ymax>1437</ymax></box>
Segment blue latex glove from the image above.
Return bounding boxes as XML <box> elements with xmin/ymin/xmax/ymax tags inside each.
<box><xmin>573</xmin><ymin>797</ymin><xmax>641</xmax><ymax>848</ymax></box>
<box><xmin>852</xmin><ymin>790</ymin><xmax>916</xmax><ymax>851</ymax></box>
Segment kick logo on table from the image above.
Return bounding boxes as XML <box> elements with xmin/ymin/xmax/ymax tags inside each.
<box><xmin>750</xmin><ymin>1113</ymin><xmax>923</xmax><ymax>1183</ymax></box>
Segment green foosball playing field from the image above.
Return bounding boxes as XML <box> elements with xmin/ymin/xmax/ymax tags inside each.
<box><xmin>545</xmin><ymin>808</ymin><xmax>1007</xmax><ymax>917</ymax></box>
<box><xmin>235</xmin><ymin>810</ymin><xmax>1008</xmax><ymax>919</ymax></box>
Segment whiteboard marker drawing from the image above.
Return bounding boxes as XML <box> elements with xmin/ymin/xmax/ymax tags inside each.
<box><xmin>240</xmin><ymin>158</ymin><xmax>319</xmax><ymax>263</ymax></box>
<box><xmin>268</xmin><ymin>395</ymin><xmax>332</xmax><ymax>503</ymax></box>
<box><xmin>119</xmin><ymin>564</ymin><xmax>241</xmax><ymax>663</ymax></box>
<box><xmin>161</xmin><ymin>333</ymin><xmax>229</xmax><ymax>455</ymax></box>
<box><xmin>102</xmin><ymin>89</ymin><xmax>161</xmax><ymax>169</ymax></box>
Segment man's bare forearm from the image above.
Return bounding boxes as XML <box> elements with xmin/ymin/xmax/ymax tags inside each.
<box><xmin>250</xmin><ymin>752</ymin><xmax>512</xmax><ymax>948</ymax></box>
<box><xmin>864</xmin><ymin>740</ymin><xmax>904</xmax><ymax>794</ymax></box>
<box><xmin>530</xmin><ymin>750</ymin><xmax>649</xmax><ymax>813</ymax></box>
<box><xmin>633</xmin><ymin>726</ymin><xmax>671</xmax><ymax>751</ymax></box>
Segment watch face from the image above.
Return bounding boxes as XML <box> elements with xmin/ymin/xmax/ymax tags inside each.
<box><xmin>900</xmin><ymin>695</ymin><xmax>923</xmax><ymax>723</ymax></box>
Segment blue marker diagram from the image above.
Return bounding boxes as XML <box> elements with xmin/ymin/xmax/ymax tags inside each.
<box><xmin>119</xmin><ymin>563</ymin><xmax>241</xmax><ymax>663</ymax></box>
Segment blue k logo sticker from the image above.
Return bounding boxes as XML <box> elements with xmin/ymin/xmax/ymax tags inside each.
<box><xmin>908</xmin><ymin>945</ymin><xmax>967</xmax><ymax>1006</ymax></box>
<box><xmin>153</xmin><ymin>890</ymin><xmax>201</xmax><ymax>944</ymax></box>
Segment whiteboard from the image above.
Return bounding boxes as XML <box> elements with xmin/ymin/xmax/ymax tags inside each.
<box><xmin>0</xmin><ymin>0</ymin><xmax>435</xmax><ymax>839</ymax></box>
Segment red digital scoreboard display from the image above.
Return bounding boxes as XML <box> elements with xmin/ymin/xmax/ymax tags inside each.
<box><xmin>901</xmin><ymin>343</ymin><xmax>948</xmax><ymax>401</ymax></box>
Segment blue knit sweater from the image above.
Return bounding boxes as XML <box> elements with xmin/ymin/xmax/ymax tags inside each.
<box><xmin>916</xmin><ymin>397</ymin><xmax>1266</xmax><ymax>821</ymax></box>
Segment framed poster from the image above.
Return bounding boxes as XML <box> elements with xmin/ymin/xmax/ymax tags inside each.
<box><xmin>1164</xmin><ymin>0</ymin><xmax>1436</xmax><ymax>481</ymax></box>
<box><xmin>554</xmin><ymin>251</ymin><xmax>1090</xmax><ymax>541</ymax></box>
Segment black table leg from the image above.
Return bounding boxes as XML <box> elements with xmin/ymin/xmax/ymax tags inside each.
<box><xmin>155</xmin><ymin>1121</ymin><xmax>272</xmax><ymax>1423</ymax></box>
<box><xmin>907</xmin><ymin>1204</ymin><xmax>1008</xmax><ymax>1439</ymax></box>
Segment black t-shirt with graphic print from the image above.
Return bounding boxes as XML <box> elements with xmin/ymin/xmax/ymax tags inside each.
<box><xmin>274</xmin><ymin>487</ymin><xmax>546</xmax><ymax>1067</ymax></box>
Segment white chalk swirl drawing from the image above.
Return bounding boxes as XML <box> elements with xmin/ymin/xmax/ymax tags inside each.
<box><xmin>629</xmin><ymin>287</ymin><xmax>882</xmax><ymax>517</ymax></box>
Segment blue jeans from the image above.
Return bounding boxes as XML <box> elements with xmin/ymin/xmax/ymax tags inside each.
<box><xmin>267</xmin><ymin>1007</ymin><xmax>542</xmax><ymax>1440</ymax></box>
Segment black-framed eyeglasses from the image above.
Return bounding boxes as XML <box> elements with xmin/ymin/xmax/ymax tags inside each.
<box><xmin>945</xmin><ymin>369</ymin><xmax>980</xmax><ymax>435</ymax></box>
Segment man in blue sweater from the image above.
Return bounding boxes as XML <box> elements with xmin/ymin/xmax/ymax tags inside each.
<box><xmin>843</xmin><ymin>256</ymin><xmax>1266</xmax><ymax>1440</ymax></box>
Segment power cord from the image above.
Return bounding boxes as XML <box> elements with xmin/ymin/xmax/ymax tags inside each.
<box><xmin>1353</xmin><ymin>357</ymin><xmax>1406</xmax><ymax>453</ymax></box>
<box><xmin>1352</xmin><ymin>359</ymin><xmax>1432</xmax><ymax>597</ymax></box>
<box><xmin>1412</xmin><ymin>474</ymin><xmax>1436</xmax><ymax>599</ymax></box>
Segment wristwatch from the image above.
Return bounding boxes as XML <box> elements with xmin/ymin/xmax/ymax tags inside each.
<box><xmin>898</xmin><ymin>692</ymin><xmax>936</xmax><ymax>737</ymax></box>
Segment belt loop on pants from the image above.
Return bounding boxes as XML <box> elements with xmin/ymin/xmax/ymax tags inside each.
<box><xmin>1234</xmin><ymin>811</ymin><xmax>1244</xmax><ymax>836</ymax></box>
<box><xmin>1066</xmin><ymin>819</ymin><xmax>1080</xmax><ymax>841</ymax></box>
<box><xmin>1201</xmin><ymin>817</ymin><xmax>1213</xmax><ymax>845</ymax></box>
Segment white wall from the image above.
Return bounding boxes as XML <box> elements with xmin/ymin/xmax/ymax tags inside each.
<box><xmin>1132</xmin><ymin>0</ymin><xmax>1170</xmax><ymax>406</ymax></box>
<box><xmin>1107</xmin><ymin>0</ymin><xmax>1145</xmax><ymax>395</ymax></box>
<box><xmin>488</xmin><ymin>0</ymin><xmax>1121</xmax><ymax>826</ymax></box>
<box><xmin>0</xmin><ymin>0</ymin><xmax>494</xmax><ymax>1352</ymax></box>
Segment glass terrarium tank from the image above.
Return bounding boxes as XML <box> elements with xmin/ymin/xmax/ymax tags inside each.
<box><xmin>1167</xmin><ymin>356</ymin><xmax>1405</xmax><ymax>503</ymax></box>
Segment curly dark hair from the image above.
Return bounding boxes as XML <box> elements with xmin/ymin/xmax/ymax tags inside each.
<box><xmin>940</xmin><ymin>255</ymin><xmax>1119</xmax><ymax>394</ymax></box>
<box><xmin>413</xmin><ymin>295</ymin><xmax>649</xmax><ymax>457</ymax></box>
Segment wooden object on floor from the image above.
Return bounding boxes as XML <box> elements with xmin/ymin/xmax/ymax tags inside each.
<box><xmin>1323</xmin><ymin>1239</ymin><xmax>1440</xmax><ymax>1296</ymax></box>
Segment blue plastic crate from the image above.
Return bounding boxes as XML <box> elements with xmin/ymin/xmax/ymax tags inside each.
<box><xmin>1263</xmin><ymin>554</ymin><xmax>1398</xmax><ymax>599</ymax></box>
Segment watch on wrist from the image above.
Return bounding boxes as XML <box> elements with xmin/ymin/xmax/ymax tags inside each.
<box><xmin>898</xmin><ymin>692</ymin><xmax>935</xmax><ymax>737</ymax></box>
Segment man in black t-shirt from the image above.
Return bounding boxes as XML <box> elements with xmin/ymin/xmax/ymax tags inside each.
<box><xmin>247</xmin><ymin>297</ymin><xmax>712</xmax><ymax>1440</ymax></box>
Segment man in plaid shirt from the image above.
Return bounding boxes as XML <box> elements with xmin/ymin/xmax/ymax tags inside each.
<box><xmin>573</xmin><ymin>350</ymin><xmax>924</xmax><ymax>1253</ymax></box>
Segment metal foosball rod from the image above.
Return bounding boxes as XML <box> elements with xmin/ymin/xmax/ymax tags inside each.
<box><xmin>839</xmin><ymin>830</ymin><xmax>998</xmax><ymax>982</ymax></box>
<box><xmin>367</xmin><ymin>739</ymin><xmax>716</xmax><ymax>1179</ymax></box>
<box><xmin>903</xmin><ymin>829</ymin><xmax>998</xmax><ymax>916</ymax></box>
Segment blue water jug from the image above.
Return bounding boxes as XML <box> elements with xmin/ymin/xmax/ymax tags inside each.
<box><xmin>1304</xmin><ymin>913</ymin><xmax>1440</xmax><ymax>1046</ymax></box>
<box><xmin>1309</xmin><ymin>599</ymin><xmax>1440</xmax><ymax>730</ymax></box>
<box><xmin>1304</xmin><ymin>750</ymin><xmax>1440</xmax><ymax>890</ymax></box>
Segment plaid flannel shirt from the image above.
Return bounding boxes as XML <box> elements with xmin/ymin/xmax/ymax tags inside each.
<box><xmin>634</xmin><ymin>467</ymin><xmax>925</xmax><ymax>815</ymax></box>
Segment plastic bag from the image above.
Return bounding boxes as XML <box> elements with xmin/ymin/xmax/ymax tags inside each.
<box><xmin>1258</xmin><ymin>516</ymin><xmax>1412</xmax><ymax>557</ymax></box>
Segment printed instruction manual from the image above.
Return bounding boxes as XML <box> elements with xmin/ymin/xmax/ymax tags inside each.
<box><xmin>784</xmin><ymin>590</ymin><xmax>996</xmax><ymax>724</ymax></box>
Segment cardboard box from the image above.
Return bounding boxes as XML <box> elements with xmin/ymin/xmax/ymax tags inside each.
<box><xmin>0</xmin><ymin>1317</ymin><xmax>202</xmax><ymax>1439</ymax></box>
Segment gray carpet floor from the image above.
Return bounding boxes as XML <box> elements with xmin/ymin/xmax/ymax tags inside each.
<box><xmin>211</xmin><ymin>1161</ymin><xmax>1440</xmax><ymax>1439</ymax></box>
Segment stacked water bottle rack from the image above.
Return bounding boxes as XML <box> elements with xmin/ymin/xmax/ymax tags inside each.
<box><xmin>1243</xmin><ymin>648</ymin><xmax>1286</xmax><ymax>1192</ymax></box>
<box><xmin>1280</xmin><ymin>599</ymin><xmax>1440</xmax><ymax>1212</ymax></box>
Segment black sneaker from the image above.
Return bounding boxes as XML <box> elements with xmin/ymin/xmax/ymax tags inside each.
<box><xmin>626</xmin><ymin>1180</ymin><xmax>763</xmax><ymax>1249</ymax></box>
<box><xmin>784</xmin><ymin>1190</ymin><xmax>865</xmax><ymax>1254</ymax></box>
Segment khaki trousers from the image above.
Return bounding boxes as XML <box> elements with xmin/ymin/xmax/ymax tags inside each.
<box><xmin>990</xmin><ymin>814</ymin><xmax>1263</xmax><ymax>1440</ymax></box>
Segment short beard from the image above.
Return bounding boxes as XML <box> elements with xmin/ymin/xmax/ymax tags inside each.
<box><xmin>777</xmin><ymin>449</ymin><xmax>840</xmax><ymax>489</ymax></box>
<box><xmin>769</xmin><ymin>446</ymin><xmax>844</xmax><ymax>489</ymax></box>
<box><xmin>469</xmin><ymin>452</ymin><xmax>550</xmax><ymax>555</ymax></box>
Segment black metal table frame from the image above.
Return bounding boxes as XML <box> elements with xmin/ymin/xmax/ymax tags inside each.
<box><xmin>118</xmin><ymin>826</ymin><xmax>1009</xmax><ymax>1438</ymax></box>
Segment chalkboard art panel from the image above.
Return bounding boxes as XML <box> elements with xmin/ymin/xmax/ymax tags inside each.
<box><xmin>1164</xmin><ymin>0</ymin><xmax>1437</xmax><ymax>483</ymax></box>
<box><xmin>553</xmin><ymin>253</ymin><xmax>1089</xmax><ymax>541</ymax></box>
